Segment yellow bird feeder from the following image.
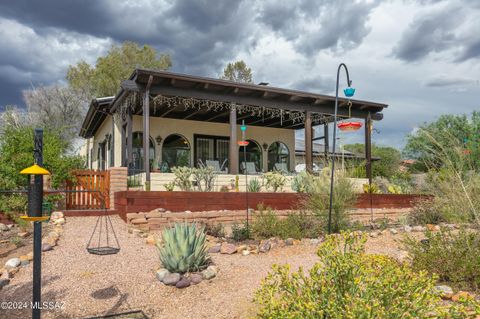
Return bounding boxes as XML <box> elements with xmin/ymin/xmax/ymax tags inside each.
<box><xmin>19</xmin><ymin>164</ymin><xmax>51</xmax><ymax>222</ymax></box>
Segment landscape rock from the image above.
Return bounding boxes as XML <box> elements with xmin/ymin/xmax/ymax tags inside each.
<box><xmin>27</xmin><ymin>252</ymin><xmax>34</xmax><ymax>261</ymax></box>
<box><xmin>236</xmin><ymin>245</ymin><xmax>248</xmax><ymax>253</ymax></box>
<box><xmin>259</xmin><ymin>240</ymin><xmax>271</xmax><ymax>253</ymax></box>
<box><xmin>285</xmin><ymin>238</ymin><xmax>294</xmax><ymax>246</ymax></box>
<box><xmin>390</xmin><ymin>228</ymin><xmax>398</xmax><ymax>235</ymax></box>
<box><xmin>404</xmin><ymin>225</ymin><xmax>412</xmax><ymax>233</ymax></box>
<box><xmin>189</xmin><ymin>273</ymin><xmax>203</xmax><ymax>285</ymax></box>
<box><xmin>248</xmin><ymin>245</ymin><xmax>259</xmax><ymax>254</ymax></box>
<box><xmin>452</xmin><ymin>291</ymin><xmax>474</xmax><ymax>302</ymax></box>
<box><xmin>156</xmin><ymin>269</ymin><xmax>170</xmax><ymax>282</ymax></box>
<box><xmin>50</xmin><ymin>211</ymin><xmax>64</xmax><ymax>221</ymax></box>
<box><xmin>20</xmin><ymin>260</ymin><xmax>29</xmax><ymax>266</ymax></box>
<box><xmin>435</xmin><ymin>285</ymin><xmax>454</xmax><ymax>300</ymax></box>
<box><xmin>208</xmin><ymin>244</ymin><xmax>221</xmax><ymax>253</ymax></box>
<box><xmin>426</xmin><ymin>224</ymin><xmax>440</xmax><ymax>232</ymax></box>
<box><xmin>396</xmin><ymin>251</ymin><xmax>410</xmax><ymax>264</ymax></box>
<box><xmin>19</xmin><ymin>255</ymin><xmax>29</xmax><ymax>262</ymax></box>
<box><xmin>241</xmin><ymin>250</ymin><xmax>250</xmax><ymax>256</ymax></box>
<box><xmin>17</xmin><ymin>232</ymin><xmax>29</xmax><ymax>238</ymax></box>
<box><xmin>53</xmin><ymin>217</ymin><xmax>65</xmax><ymax>225</ymax></box>
<box><xmin>130</xmin><ymin>218</ymin><xmax>148</xmax><ymax>225</ymax></box>
<box><xmin>41</xmin><ymin>243</ymin><xmax>53</xmax><ymax>252</ymax></box>
<box><xmin>310</xmin><ymin>238</ymin><xmax>320</xmax><ymax>245</ymax></box>
<box><xmin>0</xmin><ymin>223</ymin><xmax>9</xmax><ymax>231</ymax></box>
<box><xmin>412</xmin><ymin>226</ymin><xmax>426</xmax><ymax>232</ymax></box>
<box><xmin>175</xmin><ymin>277</ymin><xmax>191</xmax><ymax>288</ymax></box>
<box><xmin>370</xmin><ymin>231</ymin><xmax>379</xmax><ymax>238</ymax></box>
<box><xmin>0</xmin><ymin>278</ymin><xmax>10</xmax><ymax>289</ymax></box>
<box><xmin>202</xmin><ymin>265</ymin><xmax>218</xmax><ymax>280</ymax></box>
<box><xmin>5</xmin><ymin>258</ymin><xmax>21</xmax><ymax>269</ymax></box>
<box><xmin>220</xmin><ymin>243</ymin><xmax>237</xmax><ymax>254</ymax></box>
<box><xmin>146</xmin><ymin>235</ymin><xmax>156</xmax><ymax>245</ymax></box>
<box><xmin>162</xmin><ymin>273</ymin><xmax>181</xmax><ymax>286</ymax></box>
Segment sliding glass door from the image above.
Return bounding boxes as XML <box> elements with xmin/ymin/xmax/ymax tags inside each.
<box><xmin>194</xmin><ymin>134</ymin><xmax>229</xmax><ymax>170</ymax></box>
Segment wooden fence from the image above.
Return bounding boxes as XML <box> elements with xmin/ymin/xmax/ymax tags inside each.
<box><xmin>66</xmin><ymin>170</ymin><xmax>110</xmax><ymax>210</ymax></box>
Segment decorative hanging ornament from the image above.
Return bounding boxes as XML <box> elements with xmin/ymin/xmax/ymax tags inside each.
<box><xmin>337</xmin><ymin>100</ymin><xmax>362</xmax><ymax>132</ymax></box>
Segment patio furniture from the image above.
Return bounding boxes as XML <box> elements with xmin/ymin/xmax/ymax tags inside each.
<box><xmin>241</xmin><ymin>162</ymin><xmax>259</xmax><ymax>174</ymax></box>
<box><xmin>274</xmin><ymin>162</ymin><xmax>289</xmax><ymax>174</ymax></box>
<box><xmin>204</xmin><ymin>159</ymin><xmax>228</xmax><ymax>173</ymax></box>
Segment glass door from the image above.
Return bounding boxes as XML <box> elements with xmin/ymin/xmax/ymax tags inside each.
<box><xmin>194</xmin><ymin>134</ymin><xmax>229</xmax><ymax>170</ymax></box>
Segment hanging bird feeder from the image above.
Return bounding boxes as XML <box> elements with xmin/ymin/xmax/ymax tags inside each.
<box><xmin>337</xmin><ymin>91</ymin><xmax>362</xmax><ymax>132</ymax></box>
<box><xmin>86</xmin><ymin>205</ymin><xmax>120</xmax><ymax>255</ymax></box>
<box><xmin>19</xmin><ymin>164</ymin><xmax>51</xmax><ymax>222</ymax></box>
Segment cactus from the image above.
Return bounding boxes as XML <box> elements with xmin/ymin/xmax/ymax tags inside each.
<box><xmin>156</xmin><ymin>223</ymin><xmax>210</xmax><ymax>273</ymax></box>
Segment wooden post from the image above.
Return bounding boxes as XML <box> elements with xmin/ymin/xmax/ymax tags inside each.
<box><xmin>324</xmin><ymin>123</ymin><xmax>329</xmax><ymax>165</ymax></box>
<box><xmin>126</xmin><ymin>111</ymin><xmax>133</xmax><ymax>168</ymax></box>
<box><xmin>143</xmin><ymin>75</ymin><xmax>153</xmax><ymax>190</ymax></box>
<box><xmin>305</xmin><ymin>111</ymin><xmax>313</xmax><ymax>173</ymax></box>
<box><xmin>120</xmin><ymin>122</ymin><xmax>126</xmax><ymax>167</ymax></box>
<box><xmin>229</xmin><ymin>106</ymin><xmax>239</xmax><ymax>174</ymax></box>
<box><xmin>365</xmin><ymin>113</ymin><xmax>372</xmax><ymax>182</ymax></box>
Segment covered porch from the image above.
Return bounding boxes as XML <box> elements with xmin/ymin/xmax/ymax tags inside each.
<box><xmin>81</xmin><ymin>68</ymin><xmax>387</xmax><ymax>189</ymax></box>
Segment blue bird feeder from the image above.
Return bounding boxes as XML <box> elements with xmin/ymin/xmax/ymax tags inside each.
<box><xmin>344</xmin><ymin>87</ymin><xmax>355</xmax><ymax>97</ymax></box>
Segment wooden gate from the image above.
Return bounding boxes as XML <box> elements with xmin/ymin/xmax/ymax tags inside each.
<box><xmin>66</xmin><ymin>170</ymin><xmax>110</xmax><ymax>210</ymax></box>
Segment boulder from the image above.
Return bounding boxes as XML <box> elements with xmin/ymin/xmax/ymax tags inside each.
<box><xmin>285</xmin><ymin>238</ymin><xmax>294</xmax><ymax>246</ymax></box>
<box><xmin>41</xmin><ymin>243</ymin><xmax>53</xmax><ymax>252</ymax></box>
<box><xmin>20</xmin><ymin>260</ymin><xmax>29</xmax><ymax>266</ymax></box>
<box><xmin>190</xmin><ymin>273</ymin><xmax>203</xmax><ymax>285</ymax></box>
<box><xmin>435</xmin><ymin>285</ymin><xmax>454</xmax><ymax>300</ymax></box>
<box><xmin>130</xmin><ymin>218</ymin><xmax>148</xmax><ymax>225</ymax></box>
<box><xmin>241</xmin><ymin>250</ymin><xmax>250</xmax><ymax>256</ymax></box>
<box><xmin>162</xmin><ymin>273</ymin><xmax>181</xmax><ymax>286</ymax></box>
<box><xmin>452</xmin><ymin>291</ymin><xmax>474</xmax><ymax>302</ymax></box>
<box><xmin>208</xmin><ymin>244</ymin><xmax>221</xmax><ymax>253</ymax></box>
<box><xmin>404</xmin><ymin>225</ymin><xmax>412</xmax><ymax>233</ymax></box>
<box><xmin>175</xmin><ymin>277</ymin><xmax>191</xmax><ymax>289</ymax></box>
<box><xmin>220</xmin><ymin>243</ymin><xmax>237</xmax><ymax>254</ymax></box>
<box><xmin>426</xmin><ymin>224</ymin><xmax>439</xmax><ymax>232</ymax></box>
<box><xmin>145</xmin><ymin>211</ymin><xmax>164</xmax><ymax>219</ymax></box>
<box><xmin>202</xmin><ymin>265</ymin><xmax>218</xmax><ymax>280</ymax></box>
<box><xmin>259</xmin><ymin>240</ymin><xmax>271</xmax><ymax>253</ymax></box>
<box><xmin>5</xmin><ymin>258</ymin><xmax>21</xmax><ymax>269</ymax></box>
<box><xmin>156</xmin><ymin>269</ymin><xmax>170</xmax><ymax>282</ymax></box>
<box><xmin>0</xmin><ymin>223</ymin><xmax>9</xmax><ymax>231</ymax></box>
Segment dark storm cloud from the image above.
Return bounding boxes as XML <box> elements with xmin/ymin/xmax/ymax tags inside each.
<box><xmin>424</xmin><ymin>75</ymin><xmax>477</xmax><ymax>88</ymax></box>
<box><xmin>291</xmin><ymin>75</ymin><xmax>335</xmax><ymax>94</ymax></box>
<box><xmin>257</xmin><ymin>0</ymin><xmax>380</xmax><ymax>56</ymax></box>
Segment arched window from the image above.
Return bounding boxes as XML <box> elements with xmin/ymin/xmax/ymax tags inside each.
<box><xmin>131</xmin><ymin>132</ymin><xmax>155</xmax><ymax>171</ymax></box>
<box><xmin>239</xmin><ymin>139</ymin><xmax>262</xmax><ymax>173</ymax></box>
<box><xmin>267</xmin><ymin>142</ymin><xmax>290</xmax><ymax>172</ymax></box>
<box><xmin>161</xmin><ymin>134</ymin><xmax>191</xmax><ymax>172</ymax></box>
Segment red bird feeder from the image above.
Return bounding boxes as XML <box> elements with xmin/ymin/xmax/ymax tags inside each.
<box><xmin>337</xmin><ymin>121</ymin><xmax>362</xmax><ymax>132</ymax></box>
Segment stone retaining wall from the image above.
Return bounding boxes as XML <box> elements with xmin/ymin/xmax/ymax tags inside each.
<box><xmin>126</xmin><ymin>207</ymin><xmax>412</xmax><ymax>230</ymax></box>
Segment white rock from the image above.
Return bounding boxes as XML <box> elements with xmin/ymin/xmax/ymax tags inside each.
<box><xmin>5</xmin><ymin>258</ymin><xmax>21</xmax><ymax>269</ymax></box>
<box><xmin>156</xmin><ymin>268</ymin><xmax>170</xmax><ymax>282</ymax></box>
<box><xmin>412</xmin><ymin>226</ymin><xmax>426</xmax><ymax>232</ymax></box>
<box><xmin>242</xmin><ymin>250</ymin><xmax>250</xmax><ymax>256</ymax></box>
<box><xmin>50</xmin><ymin>211</ymin><xmax>64</xmax><ymax>221</ymax></box>
<box><xmin>390</xmin><ymin>228</ymin><xmax>398</xmax><ymax>235</ymax></box>
<box><xmin>404</xmin><ymin>225</ymin><xmax>412</xmax><ymax>233</ymax></box>
<box><xmin>0</xmin><ymin>223</ymin><xmax>9</xmax><ymax>231</ymax></box>
<box><xmin>202</xmin><ymin>265</ymin><xmax>218</xmax><ymax>280</ymax></box>
<box><xmin>310</xmin><ymin>238</ymin><xmax>320</xmax><ymax>245</ymax></box>
<box><xmin>53</xmin><ymin>217</ymin><xmax>65</xmax><ymax>225</ymax></box>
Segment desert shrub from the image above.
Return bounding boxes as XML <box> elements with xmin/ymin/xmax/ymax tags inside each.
<box><xmin>10</xmin><ymin>236</ymin><xmax>24</xmax><ymax>248</ymax></box>
<box><xmin>291</xmin><ymin>171</ymin><xmax>313</xmax><ymax>193</ymax></box>
<box><xmin>303</xmin><ymin>172</ymin><xmax>356</xmax><ymax>233</ymax></box>
<box><xmin>163</xmin><ymin>182</ymin><xmax>175</xmax><ymax>191</ymax></box>
<box><xmin>404</xmin><ymin>228</ymin><xmax>480</xmax><ymax>291</ymax></box>
<box><xmin>363</xmin><ymin>182</ymin><xmax>381</xmax><ymax>194</ymax></box>
<box><xmin>156</xmin><ymin>223</ymin><xmax>210</xmax><ymax>273</ymax></box>
<box><xmin>192</xmin><ymin>164</ymin><xmax>216</xmax><ymax>191</ymax></box>
<box><xmin>204</xmin><ymin>223</ymin><xmax>225</xmax><ymax>238</ymax></box>
<box><xmin>409</xmin><ymin>198</ymin><xmax>446</xmax><ymax>225</ymax></box>
<box><xmin>231</xmin><ymin>221</ymin><xmax>251</xmax><ymax>242</ymax></box>
<box><xmin>247</xmin><ymin>178</ymin><xmax>261</xmax><ymax>192</ymax></box>
<box><xmin>171</xmin><ymin>166</ymin><xmax>193</xmax><ymax>191</ymax></box>
<box><xmin>255</xmin><ymin>232</ymin><xmax>480</xmax><ymax>319</ymax></box>
<box><xmin>263</xmin><ymin>171</ymin><xmax>286</xmax><ymax>192</ymax></box>
<box><xmin>251</xmin><ymin>207</ymin><xmax>322</xmax><ymax>240</ymax></box>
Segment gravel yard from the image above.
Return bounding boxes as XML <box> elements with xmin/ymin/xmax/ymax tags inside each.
<box><xmin>1</xmin><ymin>216</ymin><xmax>415</xmax><ymax>319</ymax></box>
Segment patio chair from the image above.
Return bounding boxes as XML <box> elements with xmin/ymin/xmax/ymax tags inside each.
<box><xmin>241</xmin><ymin>162</ymin><xmax>259</xmax><ymax>174</ymax></box>
<box><xmin>274</xmin><ymin>162</ymin><xmax>289</xmax><ymax>174</ymax></box>
<box><xmin>205</xmin><ymin>160</ymin><xmax>223</xmax><ymax>173</ymax></box>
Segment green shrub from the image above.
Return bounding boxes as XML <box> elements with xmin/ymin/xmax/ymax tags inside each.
<box><xmin>247</xmin><ymin>178</ymin><xmax>261</xmax><ymax>192</ymax></box>
<box><xmin>171</xmin><ymin>166</ymin><xmax>193</xmax><ymax>191</ymax></box>
<box><xmin>204</xmin><ymin>223</ymin><xmax>225</xmax><ymax>238</ymax></box>
<box><xmin>291</xmin><ymin>171</ymin><xmax>313</xmax><ymax>193</ymax></box>
<box><xmin>403</xmin><ymin>228</ymin><xmax>480</xmax><ymax>291</ymax></box>
<box><xmin>163</xmin><ymin>182</ymin><xmax>175</xmax><ymax>191</ymax></box>
<box><xmin>263</xmin><ymin>171</ymin><xmax>286</xmax><ymax>192</ymax></box>
<box><xmin>255</xmin><ymin>232</ymin><xmax>480</xmax><ymax>319</ymax></box>
<box><xmin>192</xmin><ymin>164</ymin><xmax>216</xmax><ymax>192</ymax></box>
<box><xmin>303</xmin><ymin>172</ymin><xmax>356</xmax><ymax>233</ymax></box>
<box><xmin>231</xmin><ymin>221</ymin><xmax>250</xmax><ymax>242</ymax></box>
<box><xmin>409</xmin><ymin>198</ymin><xmax>446</xmax><ymax>225</ymax></box>
<box><xmin>251</xmin><ymin>207</ymin><xmax>322</xmax><ymax>240</ymax></box>
<box><xmin>156</xmin><ymin>223</ymin><xmax>210</xmax><ymax>273</ymax></box>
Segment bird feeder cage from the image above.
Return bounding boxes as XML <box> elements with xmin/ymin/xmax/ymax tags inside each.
<box><xmin>337</xmin><ymin>89</ymin><xmax>362</xmax><ymax>132</ymax></box>
<box><xmin>19</xmin><ymin>164</ymin><xmax>51</xmax><ymax>222</ymax></box>
<box><xmin>86</xmin><ymin>213</ymin><xmax>120</xmax><ymax>255</ymax></box>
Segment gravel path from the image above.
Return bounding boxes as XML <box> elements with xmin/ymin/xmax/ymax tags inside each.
<box><xmin>1</xmin><ymin>217</ymin><xmax>412</xmax><ymax>319</ymax></box>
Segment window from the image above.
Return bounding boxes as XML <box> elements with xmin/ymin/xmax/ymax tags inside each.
<box><xmin>267</xmin><ymin>142</ymin><xmax>290</xmax><ymax>172</ymax></box>
<box><xmin>194</xmin><ymin>134</ymin><xmax>229</xmax><ymax>170</ymax></box>
<box><xmin>131</xmin><ymin>132</ymin><xmax>155</xmax><ymax>171</ymax></box>
<box><xmin>161</xmin><ymin>134</ymin><xmax>191</xmax><ymax>172</ymax></box>
<box><xmin>239</xmin><ymin>139</ymin><xmax>262</xmax><ymax>173</ymax></box>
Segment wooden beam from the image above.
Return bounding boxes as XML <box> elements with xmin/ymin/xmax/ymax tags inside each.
<box><xmin>305</xmin><ymin>111</ymin><xmax>313</xmax><ymax>173</ymax></box>
<box><xmin>289</xmin><ymin>95</ymin><xmax>303</xmax><ymax>102</ymax></box>
<box><xmin>183</xmin><ymin>108</ymin><xmax>203</xmax><ymax>120</ymax></box>
<box><xmin>143</xmin><ymin>75</ymin><xmax>153</xmax><ymax>188</ymax></box>
<box><xmin>229</xmin><ymin>107</ymin><xmax>238</xmax><ymax>174</ymax></box>
<box><xmin>119</xmin><ymin>80</ymin><xmax>383</xmax><ymax>120</ymax></box>
<box><xmin>126</xmin><ymin>111</ymin><xmax>133</xmax><ymax>168</ymax></box>
<box><xmin>205</xmin><ymin>110</ymin><xmax>229</xmax><ymax>122</ymax></box>
<box><xmin>121</xmin><ymin>123</ymin><xmax>126</xmax><ymax>167</ymax></box>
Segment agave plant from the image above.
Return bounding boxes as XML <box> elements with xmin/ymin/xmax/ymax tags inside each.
<box><xmin>156</xmin><ymin>223</ymin><xmax>210</xmax><ymax>273</ymax></box>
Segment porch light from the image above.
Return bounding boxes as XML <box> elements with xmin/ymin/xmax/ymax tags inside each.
<box><xmin>262</xmin><ymin>143</ymin><xmax>269</xmax><ymax>151</ymax></box>
<box><xmin>155</xmin><ymin>135</ymin><xmax>163</xmax><ymax>145</ymax></box>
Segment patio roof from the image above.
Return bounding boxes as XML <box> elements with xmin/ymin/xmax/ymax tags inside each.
<box><xmin>80</xmin><ymin>68</ymin><xmax>387</xmax><ymax>138</ymax></box>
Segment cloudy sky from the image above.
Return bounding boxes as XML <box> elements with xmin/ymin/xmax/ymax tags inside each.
<box><xmin>0</xmin><ymin>0</ymin><xmax>479</xmax><ymax>148</ymax></box>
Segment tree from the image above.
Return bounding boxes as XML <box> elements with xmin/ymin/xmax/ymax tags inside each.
<box><xmin>67</xmin><ymin>41</ymin><xmax>172</xmax><ymax>99</ymax></box>
<box><xmin>23</xmin><ymin>85</ymin><xmax>86</xmax><ymax>144</ymax></box>
<box><xmin>344</xmin><ymin>143</ymin><xmax>402</xmax><ymax>179</ymax></box>
<box><xmin>404</xmin><ymin>112</ymin><xmax>480</xmax><ymax>172</ymax></box>
<box><xmin>220</xmin><ymin>60</ymin><xmax>253</xmax><ymax>83</ymax></box>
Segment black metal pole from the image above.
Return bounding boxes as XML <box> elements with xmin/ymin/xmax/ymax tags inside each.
<box><xmin>242</xmin><ymin>121</ymin><xmax>249</xmax><ymax>232</ymax></box>
<box><xmin>328</xmin><ymin>64</ymin><xmax>352</xmax><ymax>234</ymax></box>
<box><xmin>32</xmin><ymin>128</ymin><xmax>43</xmax><ymax>319</ymax></box>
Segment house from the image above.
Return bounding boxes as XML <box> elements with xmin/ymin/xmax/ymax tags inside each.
<box><xmin>79</xmin><ymin>69</ymin><xmax>387</xmax><ymax>190</ymax></box>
